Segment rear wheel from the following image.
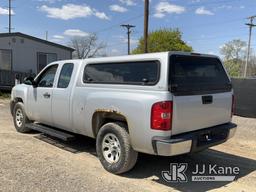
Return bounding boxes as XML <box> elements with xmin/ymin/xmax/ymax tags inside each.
<box><xmin>96</xmin><ymin>122</ymin><xmax>138</xmax><ymax>174</ymax></box>
<box><xmin>13</xmin><ymin>102</ymin><xmax>31</xmax><ymax>133</ymax></box>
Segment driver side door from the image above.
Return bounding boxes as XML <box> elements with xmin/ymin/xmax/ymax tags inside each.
<box><xmin>29</xmin><ymin>64</ymin><xmax>58</xmax><ymax>126</ymax></box>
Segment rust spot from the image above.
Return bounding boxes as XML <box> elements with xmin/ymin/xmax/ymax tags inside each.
<box><xmin>95</xmin><ymin>109</ymin><xmax>123</xmax><ymax>115</ymax></box>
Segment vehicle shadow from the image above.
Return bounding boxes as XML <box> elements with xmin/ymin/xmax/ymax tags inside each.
<box><xmin>124</xmin><ymin>150</ymin><xmax>256</xmax><ymax>192</ymax></box>
<box><xmin>34</xmin><ymin>134</ymin><xmax>256</xmax><ymax>192</ymax></box>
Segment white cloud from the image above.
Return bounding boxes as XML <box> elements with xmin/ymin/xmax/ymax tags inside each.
<box><xmin>40</xmin><ymin>4</ymin><xmax>92</xmax><ymax>20</ymax></box>
<box><xmin>119</xmin><ymin>0</ymin><xmax>136</xmax><ymax>6</ymax></box>
<box><xmin>154</xmin><ymin>13</ymin><xmax>165</xmax><ymax>18</ymax></box>
<box><xmin>37</xmin><ymin>0</ymin><xmax>62</xmax><ymax>3</ymax></box>
<box><xmin>195</xmin><ymin>7</ymin><xmax>214</xmax><ymax>15</ymax></box>
<box><xmin>53</xmin><ymin>35</ymin><xmax>64</xmax><ymax>39</ymax></box>
<box><xmin>111</xmin><ymin>49</ymin><xmax>119</xmax><ymax>53</ymax></box>
<box><xmin>64</xmin><ymin>29</ymin><xmax>89</xmax><ymax>37</ymax></box>
<box><xmin>214</xmin><ymin>4</ymin><xmax>244</xmax><ymax>11</ymax></box>
<box><xmin>154</xmin><ymin>2</ymin><xmax>185</xmax><ymax>18</ymax></box>
<box><xmin>217</xmin><ymin>5</ymin><xmax>232</xmax><ymax>10</ymax></box>
<box><xmin>109</xmin><ymin>4</ymin><xmax>128</xmax><ymax>13</ymax></box>
<box><xmin>50</xmin><ymin>38</ymin><xmax>62</xmax><ymax>43</ymax></box>
<box><xmin>129</xmin><ymin>39</ymin><xmax>139</xmax><ymax>45</ymax></box>
<box><xmin>122</xmin><ymin>38</ymin><xmax>138</xmax><ymax>45</ymax></box>
<box><xmin>191</xmin><ymin>0</ymin><xmax>201</xmax><ymax>3</ymax></box>
<box><xmin>0</xmin><ymin>7</ymin><xmax>14</xmax><ymax>15</ymax></box>
<box><xmin>94</xmin><ymin>10</ymin><xmax>110</xmax><ymax>20</ymax></box>
<box><xmin>118</xmin><ymin>35</ymin><xmax>138</xmax><ymax>45</ymax></box>
<box><xmin>109</xmin><ymin>48</ymin><xmax>121</xmax><ymax>56</ymax></box>
<box><xmin>207</xmin><ymin>51</ymin><xmax>215</xmax><ymax>55</ymax></box>
<box><xmin>39</xmin><ymin>4</ymin><xmax>109</xmax><ymax>20</ymax></box>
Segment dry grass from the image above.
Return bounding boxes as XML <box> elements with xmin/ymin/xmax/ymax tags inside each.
<box><xmin>0</xmin><ymin>91</ymin><xmax>10</xmax><ymax>99</ymax></box>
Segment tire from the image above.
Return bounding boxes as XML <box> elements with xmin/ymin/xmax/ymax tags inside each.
<box><xmin>96</xmin><ymin>122</ymin><xmax>138</xmax><ymax>174</ymax></box>
<box><xmin>13</xmin><ymin>102</ymin><xmax>31</xmax><ymax>133</ymax></box>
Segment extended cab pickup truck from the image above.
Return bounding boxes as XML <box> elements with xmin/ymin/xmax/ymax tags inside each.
<box><xmin>10</xmin><ymin>52</ymin><xmax>237</xmax><ymax>174</ymax></box>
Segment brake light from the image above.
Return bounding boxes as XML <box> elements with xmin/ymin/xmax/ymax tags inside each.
<box><xmin>151</xmin><ymin>101</ymin><xmax>173</xmax><ymax>131</ymax></box>
<box><xmin>231</xmin><ymin>95</ymin><xmax>235</xmax><ymax>117</ymax></box>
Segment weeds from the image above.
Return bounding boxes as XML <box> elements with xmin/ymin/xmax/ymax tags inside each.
<box><xmin>0</xmin><ymin>91</ymin><xmax>10</xmax><ymax>99</ymax></box>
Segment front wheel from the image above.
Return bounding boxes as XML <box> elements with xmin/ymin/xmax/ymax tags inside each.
<box><xmin>96</xmin><ymin>122</ymin><xmax>138</xmax><ymax>174</ymax></box>
<box><xmin>13</xmin><ymin>102</ymin><xmax>31</xmax><ymax>133</ymax></box>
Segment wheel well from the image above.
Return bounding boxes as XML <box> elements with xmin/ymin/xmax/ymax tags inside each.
<box><xmin>14</xmin><ymin>97</ymin><xmax>23</xmax><ymax>103</ymax></box>
<box><xmin>92</xmin><ymin>111</ymin><xmax>128</xmax><ymax>137</ymax></box>
<box><xmin>10</xmin><ymin>97</ymin><xmax>23</xmax><ymax>116</ymax></box>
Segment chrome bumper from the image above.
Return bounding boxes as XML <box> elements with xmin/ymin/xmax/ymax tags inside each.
<box><xmin>152</xmin><ymin>123</ymin><xmax>237</xmax><ymax>156</ymax></box>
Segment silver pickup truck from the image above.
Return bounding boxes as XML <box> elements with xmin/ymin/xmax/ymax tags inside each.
<box><xmin>10</xmin><ymin>52</ymin><xmax>237</xmax><ymax>174</ymax></box>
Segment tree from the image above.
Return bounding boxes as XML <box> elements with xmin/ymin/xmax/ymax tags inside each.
<box><xmin>220</xmin><ymin>39</ymin><xmax>247</xmax><ymax>77</ymax></box>
<box><xmin>69</xmin><ymin>33</ymin><xmax>106</xmax><ymax>59</ymax></box>
<box><xmin>247</xmin><ymin>53</ymin><xmax>256</xmax><ymax>77</ymax></box>
<box><xmin>220</xmin><ymin>39</ymin><xmax>246</xmax><ymax>61</ymax></box>
<box><xmin>223</xmin><ymin>59</ymin><xmax>243</xmax><ymax>77</ymax></box>
<box><xmin>132</xmin><ymin>28</ymin><xmax>192</xmax><ymax>54</ymax></box>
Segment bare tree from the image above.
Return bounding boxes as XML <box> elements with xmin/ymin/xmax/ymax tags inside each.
<box><xmin>69</xmin><ymin>33</ymin><xmax>106</xmax><ymax>59</ymax></box>
<box><xmin>220</xmin><ymin>39</ymin><xmax>246</xmax><ymax>61</ymax></box>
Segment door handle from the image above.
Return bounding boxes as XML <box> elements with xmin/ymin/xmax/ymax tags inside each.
<box><xmin>43</xmin><ymin>92</ymin><xmax>51</xmax><ymax>98</ymax></box>
<box><xmin>202</xmin><ymin>95</ymin><xmax>213</xmax><ymax>104</ymax></box>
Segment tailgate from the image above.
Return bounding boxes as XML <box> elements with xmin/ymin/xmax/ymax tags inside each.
<box><xmin>169</xmin><ymin>54</ymin><xmax>232</xmax><ymax>135</ymax></box>
<box><xmin>172</xmin><ymin>92</ymin><xmax>232</xmax><ymax>135</ymax></box>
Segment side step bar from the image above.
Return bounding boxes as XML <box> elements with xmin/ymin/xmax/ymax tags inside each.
<box><xmin>26</xmin><ymin>123</ymin><xmax>75</xmax><ymax>141</ymax></box>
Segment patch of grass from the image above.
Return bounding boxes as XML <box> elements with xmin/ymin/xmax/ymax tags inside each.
<box><xmin>0</xmin><ymin>91</ymin><xmax>10</xmax><ymax>99</ymax></box>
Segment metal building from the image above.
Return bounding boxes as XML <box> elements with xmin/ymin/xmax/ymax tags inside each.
<box><xmin>0</xmin><ymin>32</ymin><xmax>74</xmax><ymax>90</ymax></box>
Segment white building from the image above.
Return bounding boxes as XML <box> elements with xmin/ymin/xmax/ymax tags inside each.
<box><xmin>0</xmin><ymin>32</ymin><xmax>74</xmax><ymax>89</ymax></box>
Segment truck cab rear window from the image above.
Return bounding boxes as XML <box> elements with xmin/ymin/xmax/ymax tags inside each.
<box><xmin>83</xmin><ymin>61</ymin><xmax>159</xmax><ymax>85</ymax></box>
<box><xmin>169</xmin><ymin>55</ymin><xmax>231</xmax><ymax>95</ymax></box>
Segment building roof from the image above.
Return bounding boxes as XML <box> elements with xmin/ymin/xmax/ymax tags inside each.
<box><xmin>0</xmin><ymin>32</ymin><xmax>75</xmax><ymax>52</ymax></box>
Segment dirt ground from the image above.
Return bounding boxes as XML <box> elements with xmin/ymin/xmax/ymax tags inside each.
<box><xmin>0</xmin><ymin>99</ymin><xmax>255</xmax><ymax>192</ymax></box>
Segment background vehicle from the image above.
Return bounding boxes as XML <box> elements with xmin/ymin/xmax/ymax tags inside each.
<box><xmin>10</xmin><ymin>52</ymin><xmax>237</xmax><ymax>174</ymax></box>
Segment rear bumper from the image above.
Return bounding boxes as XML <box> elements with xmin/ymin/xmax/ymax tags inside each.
<box><xmin>152</xmin><ymin>123</ymin><xmax>237</xmax><ymax>156</ymax></box>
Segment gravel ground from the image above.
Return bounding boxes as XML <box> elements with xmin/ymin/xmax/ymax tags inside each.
<box><xmin>0</xmin><ymin>99</ymin><xmax>255</xmax><ymax>192</ymax></box>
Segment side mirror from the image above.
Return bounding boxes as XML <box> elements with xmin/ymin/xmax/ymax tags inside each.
<box><xmin>24</xmin><ymin>76</ymin><xmax>37</xmax><ymax>87</ymax></box>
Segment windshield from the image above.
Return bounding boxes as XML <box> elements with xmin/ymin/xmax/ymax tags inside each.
<box><xmin>169</xmin><ymin>55</ymin><xmax>231</xmax><ymax>96</ymax></box>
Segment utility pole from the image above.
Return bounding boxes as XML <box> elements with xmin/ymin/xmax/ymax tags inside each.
<box><xmin>244</xmin><ymin>15</ymin><xmax>256</xmax><ymax>77</ymax></box>
<box><xmin>45</xmin><ymin>31</ymin><xmax>48</xmax><ymax>41</ymax></box>
<box><xmin>120</xmin><ymin>24</ymin><xmax>135</xmax><ymax>55</ymax></box>
<box><xmin>8</xmin><ymin>0</ymin><xmax>12</xmax><ymax>33</ymax></box>
<box><xmin>144</xmin><ymin>0</ymin><xmax>149</xmax><ymax>53</ymax></box>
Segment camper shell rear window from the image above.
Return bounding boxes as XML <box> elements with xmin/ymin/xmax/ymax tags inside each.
<box><xmin>169</xmin><ymin>54</ymin><xmax>232</xmax><ymax>96</ymax></box>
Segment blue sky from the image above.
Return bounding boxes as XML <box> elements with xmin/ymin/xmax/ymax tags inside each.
<box><xmin>0</xmin><ymin>0</ymin><xmax>255</xmax><ymax>56</ymax></box>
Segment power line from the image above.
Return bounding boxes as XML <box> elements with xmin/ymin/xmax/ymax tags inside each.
<box><xmin>106</xmin><ymin>42</ymin><xmax>127</xmax><ymax>48</ymax></box>
<box><xmin>102</xmin><ymin>16</ymin><xmax>247</xmax><ymax>52</ymax></box>
<box><xmin>186</xmin><ymin>0</ymin><xmax>242</xmax><ymax>8</ymax></box>
<box><xmin>188</xmin><ymin>32</ymin><xmax>249</xmax><ymax>41</ymax></box>
<box><xmin>181</xmin><ymin>18</ymin><xmax>246</xmax><ymax>30</ymax></box>
<box><xmin>134</xmin><ymin>16</ymin><xmax>247</xmax><ymax>36</ymax></box>
<box><xmin>94</xmin><ymin>14</ymin><xmax>143</xmax><ymax>34</ymax></box>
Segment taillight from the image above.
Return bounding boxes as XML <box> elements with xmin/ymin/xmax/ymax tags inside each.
<box><xmin>231</xmin><ymin>95</ymin><xmax>235</xmax><ymax>117</ymax></box>
<box><xmin>151</xmin><ymin>101</ymin><xmax>173</xmax><ymax>131</ymax></box>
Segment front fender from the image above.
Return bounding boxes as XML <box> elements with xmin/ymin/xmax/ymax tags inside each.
<box><xmin>11</xmin><ymin>84</ymin><xmax>30</xmax><ymax>113</ymax></box>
